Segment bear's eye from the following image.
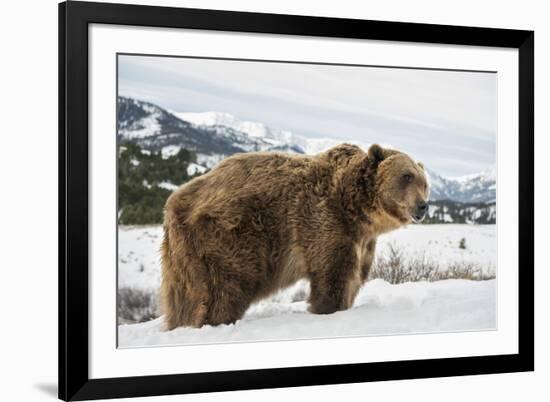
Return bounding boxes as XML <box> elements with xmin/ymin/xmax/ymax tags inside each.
<box><xmin>403</xmin><ymin>173</ymin><xmax>413</xmax><ymax>183</ymax></box>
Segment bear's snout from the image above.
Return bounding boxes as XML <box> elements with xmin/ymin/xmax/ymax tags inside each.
<box><xmin>412</xmin><ymin>201</ymin><xmax>428</xmax><ymax>223</ymax></box>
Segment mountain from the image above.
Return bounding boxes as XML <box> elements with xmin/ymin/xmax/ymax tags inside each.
<box><xmin>118</xmin><ymin>96</ymin><xmax>496</xmax><ymax>205</ymax></box>
<box><xmin>426</xmin><ymin>168</ymin><xmax>496</xmax><ymax>203</ymax></box>
<box><xmin>118</xmin><ymin>97</ymin><xmax>275</xmax><ymax>161</ymax></box>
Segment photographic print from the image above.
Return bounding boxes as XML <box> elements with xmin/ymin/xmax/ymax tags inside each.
<box><xmin>116</xmin><ymin>54</ymin><xmax>497</xmax><ymax>348</ymax></box>
<box><xmin>59</xmin><ymin>4</ymin><xmax>533</xmax><ymax>398</ymax></box>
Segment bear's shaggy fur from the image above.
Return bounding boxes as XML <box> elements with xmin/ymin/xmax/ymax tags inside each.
<box><xmin>160</xmin><ymin>144</ymin><xmax>429</xmax><ymax>329</ymax></box>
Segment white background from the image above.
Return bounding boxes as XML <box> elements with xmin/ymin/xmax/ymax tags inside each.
<box><xmin>0</xmin><ymin>0</ymin><xmax>545</xmax><ymax>401</ymax></box>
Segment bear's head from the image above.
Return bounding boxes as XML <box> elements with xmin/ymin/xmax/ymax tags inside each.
<box><xmin>367</xmin><ymin>144</ymin><xmax>430</xmax><ymax>226</ymax></box>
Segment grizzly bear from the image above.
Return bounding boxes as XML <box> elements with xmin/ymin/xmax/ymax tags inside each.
<box><xmin>160</xmin><ymin>143</ymin><xmax>429</xmax><ymax>329</ymax></box>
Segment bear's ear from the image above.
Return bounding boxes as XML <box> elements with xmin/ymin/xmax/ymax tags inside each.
<box><xmin>417</xmin><ymin>161</ymin><xmax>424</xmax><ymax>170</ymax></box>
<box><xmin>367</xmin><ymin>144</ymin><xmax>385</xmax><ymax>168</ymax></box>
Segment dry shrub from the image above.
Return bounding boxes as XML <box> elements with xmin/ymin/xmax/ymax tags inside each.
<box><xmin>370</xmin><ymin>242</ymin><xmax>496</xmax><ymax>284</ymax></box>
<box><xmin>118</xmin><ymin>287</ymin><xmax>159</xmax><ymax>324</ymax></box>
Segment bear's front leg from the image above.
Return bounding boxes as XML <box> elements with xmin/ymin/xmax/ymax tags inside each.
<box><xmin>307</xmin><ymin>241</ymin><xmax>361</xmax><ymax>315</ymax></box>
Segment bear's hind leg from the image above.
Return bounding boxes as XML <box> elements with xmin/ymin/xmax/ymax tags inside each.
<box><xmin>160</xmin><ymin>230</ymin><xmax>209</xmax><ymax>330</ymax></box>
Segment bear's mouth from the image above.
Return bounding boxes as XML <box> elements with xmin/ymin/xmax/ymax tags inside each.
<box><xmin>410</xmin><ymin>214</ymin><xmax>425</xmax><ymax>224</ymax></box>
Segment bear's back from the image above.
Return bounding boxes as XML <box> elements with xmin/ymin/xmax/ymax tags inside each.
<box><xmin>201</xmin><ymin>151</ymin><xmax>314</xmax><ymax>195</ymax></box>
<box><xmin>165</xmin><ymin>151</ymin><xmax>320</xmax><ymax>226</ymax></box>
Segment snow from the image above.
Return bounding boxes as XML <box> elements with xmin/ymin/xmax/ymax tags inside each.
<box><xmin>187</xmin><ymin>162</ymin><xmax>207</xmax><ymax>176</ymax></box>
<box><xmin>176</xmin><ymin>111</ymin><xmax>277</xmax><ymax>139</ymax></box>
<box><xmin>157</xmin><ymin>181</ymin><xmax>179</xmax><ymax>191</ymax></box>
<box><xmin>161</xmin><ymin>145</ymin><xmax>181</xmax><ymax>159</ymax></box>
<box><xmin>456</xmin><ymin>166</ymin><xmax>497</xmax><ymax>183</ymax></box>
<box><xmin>196</xmin><ymin>153</ymin><xmax>226</xmax><ymax>169</ymax></box>
<box><xmin>118</xmin><ymin>224</ymin><xmax>496</xmax><ymax>347</ymax></box>
<box><xmin>120</xmin><ymin>113</ymin><xmax>162</xmax><ymax>139</ymax></box>
<box><xmin>454</xmin><ymin>172</ymin><xmax>481</xmax><ymax>184</ymax></box>
<box><xmin>118</xmin><ymin>226</ymin><xmax>162</xmax><ymax>290</ymax></box>
<box><xmin>118</xmin><ymin>278</ymin><xmax>496</xmax><ymax>347</ymax></box>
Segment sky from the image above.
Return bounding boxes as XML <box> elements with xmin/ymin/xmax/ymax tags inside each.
<box><xmin>118</xmin><ymin>54</ymin><xmax>497</xmax><ymax>177</ymax></box>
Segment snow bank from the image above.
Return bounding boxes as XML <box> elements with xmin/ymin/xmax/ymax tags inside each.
<box><xmin>187</xmin><ymin>162</ymin><xmax>207</xmax><ymax>176</ymax></box>
<box><xmin>118</xmin><ymin>227</ymin><xmax>162</xmax><ymax>290</ymax></box>
<box><xmin>157</xmin><ymin>181</ymin><xmax>179</xmax><ymax>191</ymax></box>
<box><xmin>118</xmin><ymin>278</ymin><xmax>496</xmax><ymax>348</ymax></box>
<box><xmin>377</xmin><ymin>224</ymin><xmax>496</xmax><ymax>268</ymax></box>
<box><xmin>160</xmin><ymin>145</ymin><xmax>181</xmax><ymax>159</ymax></box>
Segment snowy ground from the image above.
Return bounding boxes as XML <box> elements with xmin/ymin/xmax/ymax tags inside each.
<box><xmin>117</xmin><ymin>224</ymin><xmax>497</xmax><ymax>347</ymax></box>
<box><xmin>119</xmin><ymin>279</ymin><xmax>496</xmax><ymax>347</ymax></box>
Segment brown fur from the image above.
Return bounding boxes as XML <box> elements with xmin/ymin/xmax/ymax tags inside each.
<box><xmin>160</xmin><ymin>144</ymin><xmax>429</xmax><ymax>329</ymax></box>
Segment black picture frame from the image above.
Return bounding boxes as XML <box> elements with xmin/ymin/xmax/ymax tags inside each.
<box><xmin>59</xmin><ymin>1</ymin><xmax>534</xmax><ymax>400</ymax></box>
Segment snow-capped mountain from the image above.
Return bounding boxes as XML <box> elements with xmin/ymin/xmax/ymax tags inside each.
<box><xmin>175</xmin><ymin>111</ymin><xmax>358</xmax><ymax>155</ymax></box>
<box><xmin>175</xmin><ymin>111</ymin><xmax>278</xmax><ymax>139</ymax></box>
<box><xmin>426</xmin><ymin>168</ymin><xmax>496</xmax><ymax>203</ymax></box>
<box><xmin>118</xmin><ymin>97</ymin><xmax>272</xmax><ymax>158</ymax></box>
<box><xmin>118</xmin><ymin>96</ymin><xmax>496</xmax><ymax>203</ymax></box>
